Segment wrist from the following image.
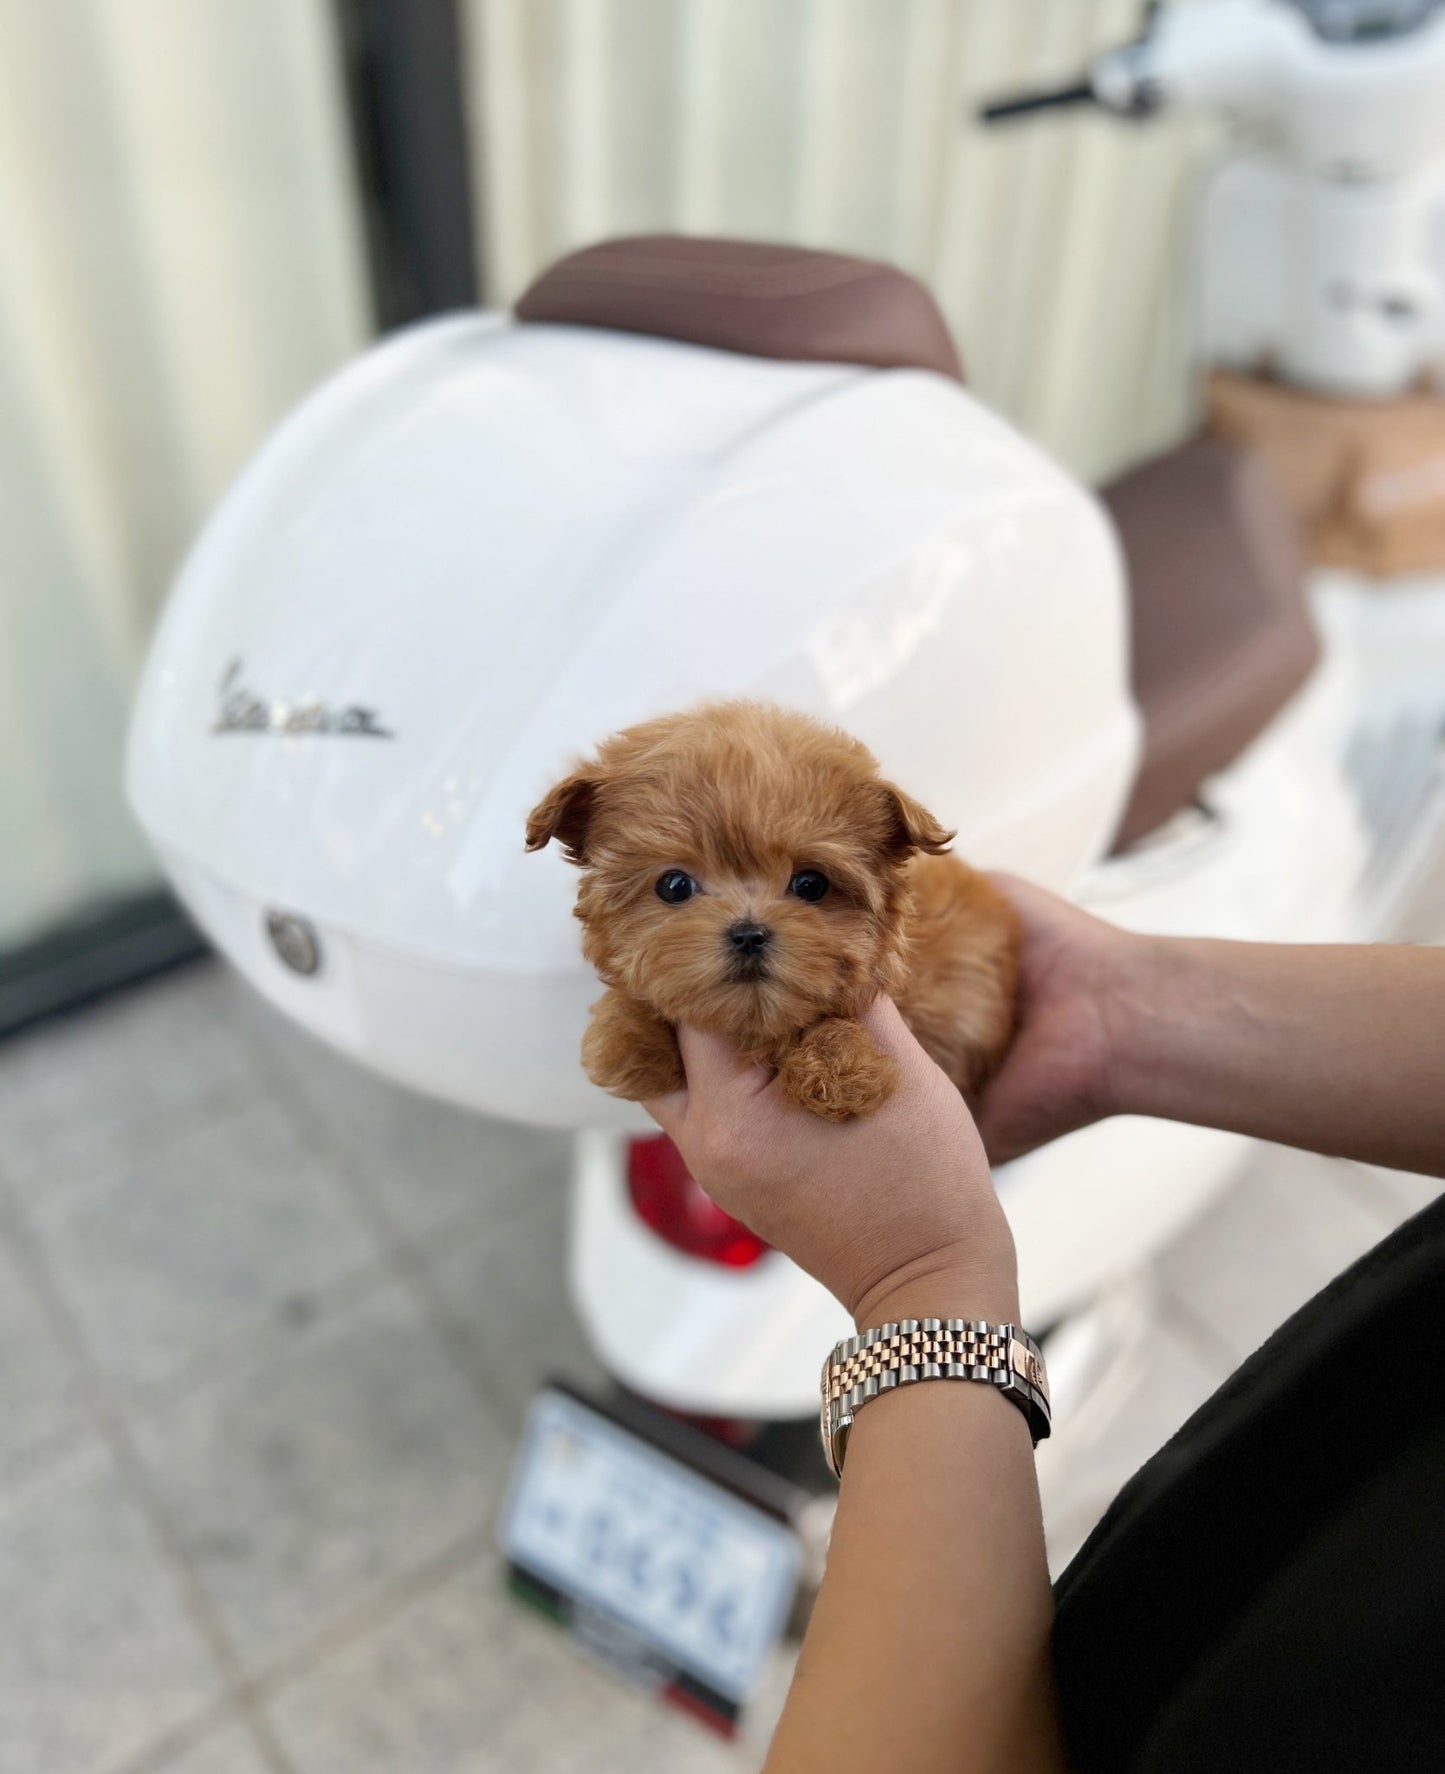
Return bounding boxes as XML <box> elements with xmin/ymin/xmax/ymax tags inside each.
<box><xmin>1098</xmin><ymin>927</ymin><xmax>1181</xmax><ymax>1121</ymax></box>
<box><xmin>851</xmin><ymin>1243</ymin><xmax>1021</xmax><ymax>1332</ymax></box>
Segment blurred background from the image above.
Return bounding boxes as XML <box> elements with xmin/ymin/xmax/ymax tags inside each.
<box><xmin>1</xmin><ymin>0</ymin><xmax>1212</xmax><ymax>977</ymax></box>
<box><xmin>1</xmin><ymin>3</ymin><xmax>1442</xmax><ymax>1772</ymax></box>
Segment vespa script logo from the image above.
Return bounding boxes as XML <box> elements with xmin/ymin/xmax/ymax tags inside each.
<box><xmin>212</xmin><ymin>660</ymin><xmax>395</xmax><ymax>739</ymax></box>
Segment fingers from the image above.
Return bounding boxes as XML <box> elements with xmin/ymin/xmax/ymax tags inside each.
<box><xmin>984</xmin><ymin>869</ymin><xmax>1030</xmax><ymax>895</ymax></box>
<box><xmin>986</xmin><ymin>870</ymin><xmax>1101</xmax><ymax>948</ymax></box>
<box><xmin>984</xmin><ymin>870</ymin><xmax>1059</xmax><ymax>927</ymax></box>
<box><xmin>860</xmin><ymin>1000</ymin><xmax>985</xmax><ymax>1153</ymax></box>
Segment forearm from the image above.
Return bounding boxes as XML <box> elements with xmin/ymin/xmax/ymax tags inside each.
<box><xmin>765</xmin><ymin>1274</ymin><xmax>1064</xmax><ymax>1774</ymax></box>
<box><xmin>1112</xmin><ymin>939</ymin><xmax>1445</xmax><ymax>1178</ymax></box>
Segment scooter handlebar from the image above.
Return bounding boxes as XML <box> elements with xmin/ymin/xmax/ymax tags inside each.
<box><xmin>976</xmin><ymin>48</ymin><xmax>1164</xmax><ymax>127</ymax></box>
<box><xmin>976</xmin><ymin>81</ymin><xmax>1099</xmax><ymax>125</ymax></box>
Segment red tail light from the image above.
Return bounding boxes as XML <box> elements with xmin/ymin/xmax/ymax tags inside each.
<box><xmin>625</xmin><ymin>1135</ymin><xmax>770</xmax><ymax>1268</ymax></box>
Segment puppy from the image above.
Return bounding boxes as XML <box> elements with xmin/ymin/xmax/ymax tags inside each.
<box><xmin>526</xmin><ymin>701</ymin><xmax>1018</xmax><ymax>1121</ymax></box>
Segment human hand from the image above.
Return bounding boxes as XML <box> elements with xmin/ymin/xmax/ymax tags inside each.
<box><xmin>974</xmin><ymin>874</ymin><xmax>1149</xmax><ymax>1164</ymax></box>
<box><xmin>644</xmin><ymin>998</ymin><xmax>1018</xmax><ymax>1330</ymax></box>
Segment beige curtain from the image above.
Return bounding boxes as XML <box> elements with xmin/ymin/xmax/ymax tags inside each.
<box><xmin>463</xmin><ymin>0</ymin><xmax>1218</xmax><ymax>482</ymax></box>
<box><xmin>0</xmin><ymin>0</ymin><xmax>369</xmax><ymax>949</ymax></box>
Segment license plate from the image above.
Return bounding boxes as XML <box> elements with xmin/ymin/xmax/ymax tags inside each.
<box><xmin>498</xmin><ymin>1387</ymin><xmax>801</xmax><ymax>1730</ymax></box>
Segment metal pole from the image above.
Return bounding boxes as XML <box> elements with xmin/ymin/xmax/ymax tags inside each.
<box><xmin>333</xmin><ymin>0</ymin><xmax>479</xmax><ymax>329</ymax></box>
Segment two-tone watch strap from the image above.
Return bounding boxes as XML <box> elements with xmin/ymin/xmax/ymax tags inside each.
<box><xmin>820</xmin><ymin>1317</ymin><xmax>1051</xmax><ymax>1478</ymax></box>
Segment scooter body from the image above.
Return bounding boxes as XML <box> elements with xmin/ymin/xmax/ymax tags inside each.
<box><xmin>127</xmin><ymin>216</ymin><xmax>1441</xmax><ymax>1429</ymax></box>
<box><xmin>127</xmin><ymin>309</ymin><xmax>1135</xmax><ymax>1132</ymax></box>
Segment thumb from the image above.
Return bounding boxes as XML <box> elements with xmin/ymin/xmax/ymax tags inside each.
<box><xmin>859</xmin><ymin>995</ymin><xmax>945</xmax><ymax>1087</ymax></box>
<box><xmin>676</xmin><ymin>1024</ymin><xmax>772</xmax><ymax>1102</ymax></box>
<box><xmin>642</xmin><ymin>1025</ymin><xmax>769</xmax><ymax>1137</ymax></box>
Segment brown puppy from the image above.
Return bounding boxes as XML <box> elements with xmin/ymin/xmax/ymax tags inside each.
<box><xmin>526</xmin><ymin>701</ymin><xmax>1017</xmax><ymax>1121</ymax></box>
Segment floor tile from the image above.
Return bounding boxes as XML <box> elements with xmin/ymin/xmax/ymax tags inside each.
<box><xmin>0</xmin><ymin>1438</ymin><xmax>221</xmax><ymax>1774</ymax></box>
<box><xmin>250</xmin><ymin>1004</ymin><xmax>571</xmax><ymax>1248</ymax></box>
<box><xmin>1156</xmin><ymin>1143</ymin><xmax>1391</xmax><ymax>1366</ymax></box>
<box><xmin>0</xmin><ymin>966</ymin><xmax>260</xmax><ymax>1206</ymax></box>
<box><xmin>131</xmin><ymin>1283</ymin><xmax>509</xmax><ymax>1678</ymax></box>
<box><xmin>145</xmin><ymin>1718</ymin><xmax>272</xmax><ymax>1774</ymax></box>
<box><xmin>30</xmin><ymin>1093</ymin><xmax>381</xmax><ymax>1393</ymax></box>
<box><xmin>0</xmin><ymin>1222</ymin><xmax>88</xmax><ymax>1476</ymax></box>
<box><xmin>267</xmin><ymin>1547</ymin><xmax>755</xmax><ymax>1774</ymax></box>
<box><xmin>424</xmin><ymin>1181</ymin><xmax>608</xmax><ymax>1432</ymax></box>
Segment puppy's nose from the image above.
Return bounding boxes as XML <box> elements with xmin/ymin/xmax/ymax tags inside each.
<box><xmin>727</xmin><ymin>921</ymin><xmax>771</xmax><ymax>958</ymax></box>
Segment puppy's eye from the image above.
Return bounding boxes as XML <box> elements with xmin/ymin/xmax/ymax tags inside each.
<box><xmin>788</xmin><ymin>869</ymin><xmax>830</xmax><ymax>903</ymax></box>
<box><xmin>655</xmin><ymin>870</ymin><xmax>697</xmax><ymax>904</ymax></box>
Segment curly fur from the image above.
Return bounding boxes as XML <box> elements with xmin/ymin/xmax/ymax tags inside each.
<box><xmin>527</xmin><ymin>701</ymin><xmax>1018</xmax><ymax>1120</ymax></box>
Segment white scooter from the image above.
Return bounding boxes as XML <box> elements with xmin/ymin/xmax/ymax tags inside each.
<box><xmin>127</xmin><ymin>0</ymin><xmax>1445</xmax><ymax>1439</ymax></box>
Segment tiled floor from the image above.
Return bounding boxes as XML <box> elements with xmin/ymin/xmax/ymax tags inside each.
<box><xmin>0</xmin><ymin>951</ymin><xmax>1439</xmax><ymax>1774</ymax></box>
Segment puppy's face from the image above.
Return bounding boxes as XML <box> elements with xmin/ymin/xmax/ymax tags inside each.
<box><xmin>526</xmin><ymin>703</ymin><xmax>952</xmax><ymax>1045</ymax></box>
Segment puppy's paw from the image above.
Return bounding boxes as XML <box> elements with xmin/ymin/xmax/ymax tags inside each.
<box><xmin>776</xmin><ymin>1017</ymin><xmax>899</xmax><ymax>1122</ymax></box>
<box><xmin>581</xmin><ymin>990</ymin><xmax>684</xmax><ymax>1101</ymax></box>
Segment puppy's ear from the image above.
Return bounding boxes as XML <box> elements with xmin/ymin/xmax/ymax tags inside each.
<box><xmin>877</xmin><ymin>781</ymin><xmax>954</xmax><ymax>858</ymax></box>
<box><xmin>525</xmin><ymin>771</ymin><xmax>598</xmax><ymax>865</ymax></box>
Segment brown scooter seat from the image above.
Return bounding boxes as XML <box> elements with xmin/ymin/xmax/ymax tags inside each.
<box><xmin>515</xmin><ymin>235</ymin><xmax>964</xmax><ymax>382</ymax></box>
<box><xmin>1104</xmin><ymin>435</ymin><xmax>1320</xmax><ymax>850</ymax></box>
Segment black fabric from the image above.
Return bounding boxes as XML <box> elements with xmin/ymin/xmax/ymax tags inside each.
<box><xmin>1053</xmin><ymin>1190</ymin><xmax>1445</xmax><ymax>1772</ymax></box>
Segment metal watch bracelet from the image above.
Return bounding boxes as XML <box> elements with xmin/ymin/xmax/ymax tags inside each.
<box><xmin>820</xmin><ymin>1318</ymin><xmax>1051</xmax><ymax>1478</ymax></box>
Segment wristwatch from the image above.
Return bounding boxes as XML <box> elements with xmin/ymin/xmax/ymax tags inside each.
<box><xmin>820</xmin><ymin>1318</ymin><xmax>1051</xmax><ymax>1478</ymax></box>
